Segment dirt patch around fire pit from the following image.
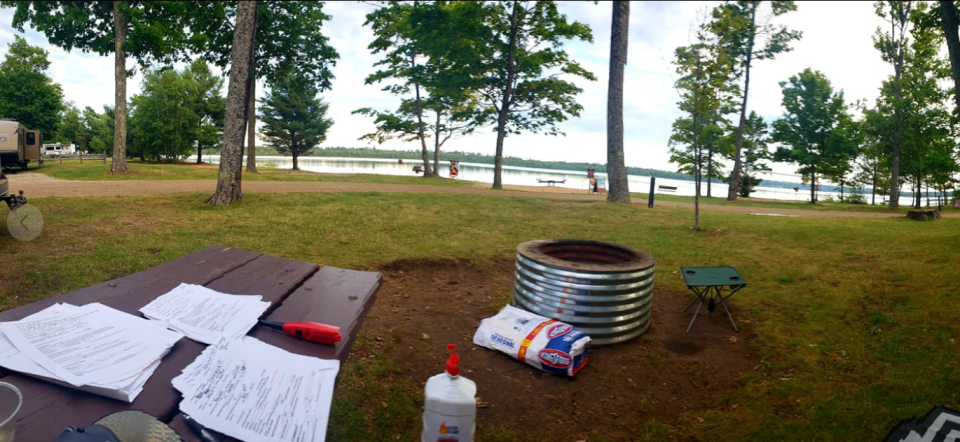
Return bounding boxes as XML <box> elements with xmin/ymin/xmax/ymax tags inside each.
<box><xmin>360</xmin><ymin>258</ymin><xmax>758</xmax><ymax>440</ymax></box>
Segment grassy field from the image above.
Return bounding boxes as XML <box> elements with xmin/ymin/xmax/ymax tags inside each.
<box><xmin>1</xmin><ymin>190</ymin><xmax>958</xmax><ymax>440</ymax></box>
<box><xmin>31</xmin><ymin>160</ymin><xmax>474</xmax><ymax>187</ymax></box>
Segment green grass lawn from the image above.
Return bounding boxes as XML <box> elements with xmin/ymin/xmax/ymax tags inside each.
<box><xmin>32</xmin><ymin>159</ymin><xmax>474</xmax><ymax>187</ymax></box>
<box><xmin>1</xmin><ymin>191</ymin><xmax>958</xmax><ymax>440</ymax></box>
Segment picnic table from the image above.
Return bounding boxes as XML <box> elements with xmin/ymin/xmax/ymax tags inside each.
<box><xmin>536</xmin><ymin>178</ymin><xmax>566</xmax><ymax>187</ymax></box>
<box><xmin>0</xmin><ymin>245</ymin><xmax>381</xmax><ymax>441</ymax></box>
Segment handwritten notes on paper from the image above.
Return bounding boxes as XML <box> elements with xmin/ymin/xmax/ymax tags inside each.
<box><xmin>139</xmin><ymin>283</ymin><xmax>270</xmax><ymax>345</ymax></box>
<box><xmin>173</xmin><ymin>337</ymin><xmax>340</xmax><ymax>442</ymax></box>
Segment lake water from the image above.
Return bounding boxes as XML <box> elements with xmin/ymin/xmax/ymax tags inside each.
<box><xmin>189</xmin><ymin>155</ymin><xmax>924</xmax><ymax>206</ymax></box>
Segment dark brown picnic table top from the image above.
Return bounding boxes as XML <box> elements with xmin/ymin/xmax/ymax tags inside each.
<box><xmin>0</xmin><ymin>245</ymin><xmax>381</xmax><ymax>442</ymax></box>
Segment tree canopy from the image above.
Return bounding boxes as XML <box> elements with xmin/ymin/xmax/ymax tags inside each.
<box><xmin>710</xmin><ymin>0</ymin><xmax>801</xmax><ymax>200</ymax></box>
<box><xmin>356</xmin><ymin>1</ymin><xmax>483</xmax><ymax>177</ymax></box>
<box><xmin>412</xmin><ymin>1</ymin><xmax>595</xmax><ymax>189</ymax></box>
<box><xmin>772</xmin><ymin>68</ymin><xmax>857</xmax><ymax>203</ymax></box>
<box><xmin>0</xmin><ymin>36</ymin><xmax>64</xmax><ymax>136</ymax></box>
<box><xmin>1</xmin><ymin>1</ymin><xmax>195</xmax><ymax>173</ymax></box>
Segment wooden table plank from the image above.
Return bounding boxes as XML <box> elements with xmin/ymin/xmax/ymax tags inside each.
<box><xmin>169</xmin><ymin>266</ymin><xmax>382</xmax><ymax>441</ymax></box>
<box><xmin>204</xmin><ymin>253</ymin><xmax>319</xmax><ymax>308</ymax></box>
<box><xmin>248</xmin><ymin>266</ymin><xmax>382</xmax><ymax>361</ymax></box>
<box><xmin>0</xmin><ymin>246</ymin><xmax>261</xmax><ymax>322</ymax></box>
<box><xmin>0</xmin><ymin>247</ymin><xmax>318</xmax><ymax>442</ymax></box>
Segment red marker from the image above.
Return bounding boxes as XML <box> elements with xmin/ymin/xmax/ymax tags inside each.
<box><xmin>259</xmin><ymin>320</ymin><xmax>342</xmax><ymax>345</ymax></box>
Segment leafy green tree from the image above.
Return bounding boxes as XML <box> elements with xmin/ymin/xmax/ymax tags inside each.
<box><xmin>360</xmin><ymin>1</ymin><xmax>440</xmax><ymax>177</ymax></box>
<box><xmin>58</xmin><ymin>102</ymin><xmax>83</xmax><ymax>146</ymax></box>
<box><xmin>130</xmin><ymin>68</ymin><xmax>199</xmax><ymax>161</ymax></box>
<box><xmin>857</xmin><ymin>106</ymin><xmax>893</xmax><ymax>205</ymax></box>
<box><xmin>669</xmin><ymin>114</ymin><xmax>729</xmax><ymax>182</ymax></box>
<box><xmin>0</xmin><ymin>36</ymin><xmax>65</xmax><ymax>136</ymax></box>
<box><xmin>432</xmin><ymin>1</ymin><xmax>595</xmax><ymax>189</ymax></box>
<box><xmin>259</xmin><ymin>74</ymin><xmax>333</xmax><ymax>171</ymax></box>
<box><xmin>818</xmin><ymin>112</ymin><xmax>861</xmax><ymax>202</ymax></box>
<box><xmin>2</xmin><ymin>1</ymin><xmax>194</xmax><ymax>173</ymax></box>
<box><xmin>873</xmin><ymin>0</ymin><xmax>916</xmax><ymax>209</ymax></box>
<box><xmin>897</xmin><ymin>18</ymin><xmax>955</xmax><ymax>208</ymax></box>
<box><xmin>729</xmin><ymin>111</ymin><xmax>772</xmax><ymax>197</ymax></box>
<box><xmin>772</xmin><ymin>68</ymin><xmax>857</xmax><ymax>204</ymax></box>
<box><xmin>873</xmin><ymin>3</ymin><xmax>958</xmax><ymax>208</ymax></box>
<box><xmin>669</xmin><ymin>12</ymin><xmax>736</xmax><ymax>228</ymax></box>
<box><xmin>710</xmin><ymin>0</ymin><xmax>801</xmax><ymax>201</ymax></box>
<box><xmin>184</xmin><ymin>59</ymin><xmax>226</xmax><ymax>163</ymax></box>
<box><xmin>358</xmin><ymin>1</ymin><xmax>485</xmax><ymax>178</ymax></box>
<box><xmin>184</xmin><ymin>1</ymin><xmax>338</xmax><ymax>173</ymax></box>
<box><xmin>83</xmin><ymin>106</ymin><xmax>112</xmax><ymax>154</ymax></box>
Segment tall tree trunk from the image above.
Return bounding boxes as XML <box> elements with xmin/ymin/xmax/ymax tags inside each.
<box><xmin>889</xmin><ymin>7</ymin><xmax>905</xmax><ymax>210</ymax></box>
<box><xmin>434</xmin><ymin>107</ymin><xmax>441</xmax><ymax>175</ymax></box>
<box><xmin>810</xmin><ymin>168</ymin><xmax>817</xmax><ymax>204</ymax></box>
<box><xmin>197</xmin><ymin>118</ymin><xmax>203</xmax><ymax>164</ymax></box>
<box><xmin>246</xmin><ymin>78</ymin><xmax>258</xmax><ymax>173</ymax></box>
<box><xmin>706</xmin><ymin>137</ymin><xmax>714</xmax><ymax>198</ymax></box>
<box><xmin>245</xmin><ymin>7</ymin><xmax>258</xmax><ymax>174</ymax></box>
<box><xmin>916</xmin><ymin>176</ymin><xmax>922</xmax><ymax>208</ymax></box>
<box><xmin>694</xmin><ymin>114</ymin><xmax>701</xmax><ymax>230</ymax></box>
<box><xmin>727</xmin><ymin>2</ymin><xmax>758</xmax><ymax>201</ymax></box>
<box><xmin>293</xmin><ymin>152</ymin><xmax>299</xmax><ymax>171</ymax></box>
<box><xmin>940</xmin><ymin>1</ymin><xmax>960</xmax><ymax>114</ymax></box>
<box><xmin>207</xmin><ymin>0</ymin><xmax>257</xmax><ymax>206</ymax></box>
<box><xmin>493</xmin><ymin>0</ymin><xmax>520</xmax><ymax>190</ymax></box>
<box><xmin>411</xmin><ymin>54</ymin><xmax>433</xmax><ymax>178</ymax></box>
<box><xmin>110</xmin><ymin>2</ymin><xmax>129</xmax><ymax>174</ymax></box>
<box><xmin>871</xmin><ymin>162</ymin><xmax>877</xmax><ymax>205</ymax></box>
<box><xmin>606</xmin><ymin>1</ymin><xmax>630</xmax><ymax>203</ymax></box>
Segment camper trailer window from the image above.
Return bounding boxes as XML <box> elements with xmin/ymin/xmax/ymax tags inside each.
<box><xmin>26</xmin><ymin>132</ymin><xmax>35</xmax><ymax>144</ymax></box>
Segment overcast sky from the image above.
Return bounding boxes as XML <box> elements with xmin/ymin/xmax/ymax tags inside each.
<box><xmin>0</xmin><ymin>1</ymin><xmax>892</xmax><ymax>180</ymax></box>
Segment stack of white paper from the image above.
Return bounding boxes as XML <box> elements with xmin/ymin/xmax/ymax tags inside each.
<box><xmin>173</xmin><ymin>337</ymin><xmax>340</xmax><ymax>442</ymax></box>
<box><xmin>0</xmin><ymin>303</ymin><xmax>183</xmax><ymax>402</ymax></box>
<box><xmin>139</xmin><ymin>283</ymin><xmax>271</xmax><ymax>345</ymax></box>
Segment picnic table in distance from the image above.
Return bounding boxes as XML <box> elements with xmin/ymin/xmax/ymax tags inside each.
<box><xmin>537</xmin><ymin>178</ymin><xmax>567</xmax><ymax>187</ymax></box>
<box><xmin>0</xmin><ymin>245</ymin><xmax>381</xmax><ymax>441</ymax></box>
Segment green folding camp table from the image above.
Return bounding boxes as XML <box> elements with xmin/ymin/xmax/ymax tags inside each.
<box><xmin>680</xmin><ymin>266</ymin><xmax>745</xmax><ymax>333</ymax></box>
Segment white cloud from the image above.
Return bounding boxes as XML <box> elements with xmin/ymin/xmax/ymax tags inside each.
<box><xmin>0</xmin><ymin>2</ymin><xmax>898</xmax><ymax>180</ymax></box>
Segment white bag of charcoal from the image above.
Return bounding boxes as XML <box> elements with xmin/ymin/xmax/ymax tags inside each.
<box><xmin>472</xmin><ymin>304</ymin><xmax>590</xmax><ymax>377</ymax></box>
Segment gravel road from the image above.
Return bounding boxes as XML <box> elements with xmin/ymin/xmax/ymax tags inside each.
<box><xmin>8</xmin><ymin>172</ymin><xmax>955</xmax><ymax>218</ymax></box>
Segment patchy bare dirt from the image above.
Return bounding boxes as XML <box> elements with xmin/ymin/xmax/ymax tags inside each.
<box><xmin>358</xmin><ymin>258</ymin><xmax>758</xmax><ymax>440</ymax></box>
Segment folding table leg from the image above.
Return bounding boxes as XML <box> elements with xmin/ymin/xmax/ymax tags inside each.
<box><xmin>684</xmin><ymin>287</ymin><xmax>706</xmax><ymax>313</ymax></box>
<box><xmin>718</xmin><ymin>298</ymin><xmax>739</xmax><ymax>333</ymax></box>
<box><xmin>686</xmin><ymin>300</ymin><xmax>704</xmax><ymax>333</ymax></box>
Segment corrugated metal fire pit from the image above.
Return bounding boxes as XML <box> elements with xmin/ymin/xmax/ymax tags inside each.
<box><xmin>512</xmin><ymin>239</ymin><xmax>656</xmax><ymax>346</ymax></box>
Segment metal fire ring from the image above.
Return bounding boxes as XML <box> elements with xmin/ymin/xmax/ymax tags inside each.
<box><xmin>511</xmin><ymin>239</ymin><xmax>656</xmax><ymax>346</ymax></box>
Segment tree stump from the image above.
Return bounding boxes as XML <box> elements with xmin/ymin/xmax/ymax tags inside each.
<box><xmin>906</xmin><ymin>209</ymin><xmax>941</xmax><ymax>221</ymax></box>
